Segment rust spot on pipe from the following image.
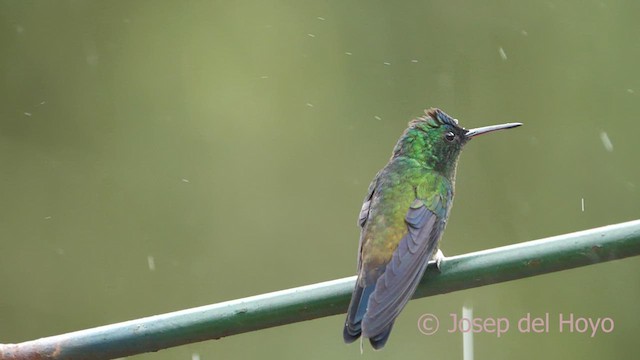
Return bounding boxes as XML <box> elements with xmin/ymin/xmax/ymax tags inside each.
<box><xmin>527</xmin><ymin>259</ymin><xmax>541</xmax><ymax>267</ymax></box>
<box><xmin>52</xmin><ymin>343</ymin><xmax>62</xmax><ymax>358</ymax></box>
<box><xmin>1</xmin><ymin>343</ymin><xmax>48</xmax><ymax>360</ymax></box>
<box><xmin>0</xmin><ymin>339</ymin><xmax>68</xmax><ymax>360</ymax></box>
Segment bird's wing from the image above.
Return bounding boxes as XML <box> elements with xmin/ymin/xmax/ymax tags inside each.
<box><xmin>361</xmin><ymin>177</ymin><xmax>450</xmax><ymax>340</ymax></box>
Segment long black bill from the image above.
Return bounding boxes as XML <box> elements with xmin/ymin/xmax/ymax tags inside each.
<box><xmin>465</xmin><ymin>122</ymin><xmax>522</xmax><ymax>138</ymax></box>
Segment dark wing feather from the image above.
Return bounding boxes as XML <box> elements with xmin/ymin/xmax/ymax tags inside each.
<box><xmin>361</xmin><ymin>200</ymin><xmax>444</xmax><ymax>344</ymax></box>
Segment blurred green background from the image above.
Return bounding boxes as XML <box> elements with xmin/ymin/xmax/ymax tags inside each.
<box><xmin>1</xmin><ymin>1</ymin><xmax>639</xmax><ymax>359</ymax></box>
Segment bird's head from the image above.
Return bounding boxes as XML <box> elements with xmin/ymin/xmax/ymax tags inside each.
<box><xmin>392</xmin><ymin>108</ymin><xmax>522</xmax><ymax>178</ymax></box>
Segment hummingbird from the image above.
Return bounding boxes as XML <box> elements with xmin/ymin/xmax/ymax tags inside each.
<box><xmin>343</xmin><ymin>108</ymin><xmax>521</xmax><ymax>349</ymax></box>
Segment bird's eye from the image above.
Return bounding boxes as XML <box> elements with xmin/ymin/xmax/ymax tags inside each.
<box><xmin>444</xmin><ymin>131</ymin><xmax>456</xmax><ymax>142</ymax></box>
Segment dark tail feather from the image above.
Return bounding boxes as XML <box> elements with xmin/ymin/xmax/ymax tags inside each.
<box><xmin>343</xmin><ymin>284</ymin><xmax>375</xmax><ymax>343</ymax></box>
<box><xmin>369</xmin><ymin>322</ymin><xmax>394</xmax><ymax>350</ymax></box>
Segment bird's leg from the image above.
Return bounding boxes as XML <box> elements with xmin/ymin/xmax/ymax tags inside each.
<box><xmin>427</xmin><ymin>249</ymin><xmax>446</xmax><ymax>272</ymax></box>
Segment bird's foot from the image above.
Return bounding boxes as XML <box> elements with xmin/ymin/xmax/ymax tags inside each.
<box><xmin>427</xmin><ymin>249</ymin><xmax>446</xmax><ymax>272</ymax></box>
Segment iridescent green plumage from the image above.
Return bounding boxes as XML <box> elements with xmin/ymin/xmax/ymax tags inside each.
<box><xmin>343</xmin><ymin>108</ymin><xmax>521</xmax><ymax>349</ymax></box>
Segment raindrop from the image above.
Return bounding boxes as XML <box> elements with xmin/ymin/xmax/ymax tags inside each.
<box><xmin>498</xmin><ymin>47</ymin><xmax>508</xmax><ymax>60</ymax></box>
<box><xmin>599</xmin><ymin>132</ymin><xmax>613</xmax><ymax>152</ymax></box>
<box><xmin>147</xmin><ymin>255</ymin><xmax>156</xmax><ymax>271</ymax></box>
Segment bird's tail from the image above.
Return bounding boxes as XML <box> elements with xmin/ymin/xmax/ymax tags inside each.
<box><xmin>343</xmin><ymin>283</ymin><xmax>374</xmax><ymax>343</ymax></box>
<box><xmin>368</xmin><ymin>322</ymin><xmax>394</xmax><ymax>350</ymax></box>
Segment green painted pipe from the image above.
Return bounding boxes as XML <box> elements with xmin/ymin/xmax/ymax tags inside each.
<box><xmin>2</xmin><ymin>220</ymin><xmax>640</xmax><ymax>360</ymax></box>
